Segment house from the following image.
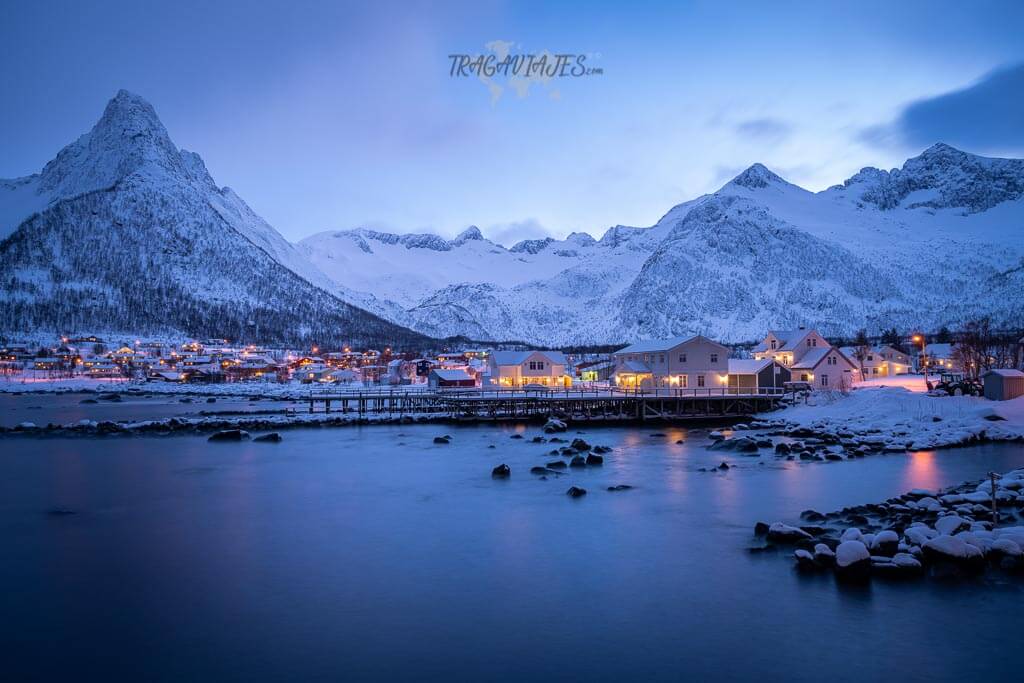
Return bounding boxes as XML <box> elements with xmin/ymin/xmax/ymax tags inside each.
<box><xmin>429</xmin><ymin>368</ymin><xmax>477</xmax><ymax>389</ymax></box>
<box><xmin>612</xmin><ymin>335</ymin><xmax>729</xmax><ymax>389</ymax></box>
<box><xmin>982</xmin><ymin>369</ymin><xmax>1024</xmax><ymax>401</ymax></box>
<box><xmin>790</xmin><ymin>347</ymin><xmax>858</xmax><ymax>390</ymax></box>
<box><xmin>752</xmin><ymin>328</ymin><xmax>831</xmax><ymax>367</ymax></box>
<box><xmin>726</xmin><ymin>358</ymin><xmax>790</xmax><ymax>390</ymax></box>
<box><xmin>487</xmin><ymin>351</ymin><xmax>571</xmax><ymax>388</ymax></box>
<box><xmin>919</xmin><ymin>343</ymin><xmax>957</xmax><ymax>372</ymax></box>
<box><xmin>324</xmin><ymin>368</ymin><xmax>361</xmax><ymax>384</ymax></box>
<box><xmin>575</xmin><ymin>359</ymin><xmax>615</xmax><ymax>382</ymax></box>
<box><xmin>838</xmin><ymin>345</ymin><xmax>911</xmax><ymax>378</ymax></box>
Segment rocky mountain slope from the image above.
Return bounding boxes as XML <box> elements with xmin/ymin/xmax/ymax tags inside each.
<box><xmin>0</xmin><ymin>91</ymin><xmax>428</xmax><ymax>348</ymax></box>
<box><xmin>302</xmin><ymin>144</ymin><xmax>1024</xmax><ymax>345</ymax></box>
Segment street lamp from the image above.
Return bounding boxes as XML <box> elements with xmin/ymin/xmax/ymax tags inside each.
<box><xmin>912</xmin><ymin>334</ymin><xmax>927</xmax><ymax>383</ymax></box>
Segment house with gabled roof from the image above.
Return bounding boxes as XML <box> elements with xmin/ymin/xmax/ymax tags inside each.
<box><xmin>790</xmin><ymin>347</ymin><xmax>858</xmax><ymax>390</ymax></box>
<box><xmin>487</xmin><ymin>350</ymin><xmax>570</xmax><ymax>388</ymax></box>
<box><xmin>612</xmin><ymin>335</ymin><xmax>730</xmax><ymax>389</ymax></box>
<box><xmin>752</xmin><ymin>327</ymin><xmax>830</xmax><ymax>367</ymax></box>
<box><xmin>839</xmin><ymin>344</ymin><xmax>911</xmax><ymax>378</ymax></box>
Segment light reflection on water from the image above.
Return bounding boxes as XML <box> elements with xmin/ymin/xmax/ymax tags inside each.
<box><xmin>1</xmin><ymin>422</ymin><xmax>1022</xmax><ymax>682</ymax></box>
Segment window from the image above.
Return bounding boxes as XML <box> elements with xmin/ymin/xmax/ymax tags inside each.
<box><xmin>528</xmin><ymin>361</ymin><xmax>536</xmax><ymax>370</ymax></box>
<box><xmin>867</xmin><ymin>355</ymin><xmax>873</xmax><ymax>361</ymax></box>
<box><xmin>538</xmin><ymin>361</ymin><xmax>545</xmax><ymax>370</ymax></box>
<box><xmin>800</xmin><ymin>373</ymin><xmax>808</xmax><ymax>381</ymax></box>
<box><xmin>679</xmin><ymin>353</ymin><xmax>687</xmax><ymax>363</ymax></box>
<box><xmin>827</xmin><ymin>355</ymin><xmax>836</xmax><ymax>366</ymax></box>
<box><xmin>710</xmin><ymin>353</ymin><xmax>718</xmax><ymax>363</ymax></box>
<box><xmin>659</xmin><ymin>354</ymin><xmax>665</xmax><ymax>364</ymax></box>
<box><xmin>806</xmin><ymin>339</ymin><xmax>811</xmax><ymax>347</ymax></box>
<box><xmin>812</xmin><ymin>338</ymin><xmax>818</xmax><ymax>347</ymax></box>
<box><xmin>697</xmin><ymin>375</ymin><xmax>705</xmax><ymax>387</ymax></box>
<box><xmin>770</xmin><ymin>340</ymin><xmax>777</xmax><ymax>350</ymax></box>
<box><xmin>680</xmin><ymin>375</ymin><xmax>688</xmax><ymax>388</ymax></box>
<box><xmin>821</xmin><ymin>374</ymin><xmax>829</xmax><ymax>387</ymax></box>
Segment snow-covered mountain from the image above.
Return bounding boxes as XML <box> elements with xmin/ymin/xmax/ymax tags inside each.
<box><xmin>3</xmin><ymin>91</ymin><xmax>1021</xmax><ymax>348</ymax></box>
<box><xmin>0</xmin><ymin>91</ymin><xmax>428</xmax><ymax>348</ymax></box>
<box><xmin>300</xmin><ymin>144</ymin><xmax>1024</xmax><ymax>345</ymax></box>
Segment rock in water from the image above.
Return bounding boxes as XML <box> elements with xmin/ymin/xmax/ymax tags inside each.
<box><xmin>570</xmin><ymin>438</ymin><xmax>591</xmax><ymax>452</ymax></box>
<box><xmin>208</xmin><ymin>429</ymin><xmax>251</xmax><ymax>442</ymax></box>
<box><xmin>569</xmin><ymin>455</ymin><xmax>587</xmax><ymax>468</ymax></box>
<box><xmin>566</xmin><ymin>486</ymin><xmax>587</xmax><ymax>498</ymax></box>
<box><xmin>546</xmin><ymin>460</ymin><xmax>567</xmax><ymax>470</ymax></box>
<box><xmin>835</xmin><ymin>540</ymin><xmax>871</xmax><ymax>581</ymax></box>
<box><xmin>607</xmin><ymin>484</ymin><xmax>633</xmax><ymax>492</ymax></box>
<box><xmin>543</xmin><ymin>417</ymin><xmax>568</xmax><ymax>433</ymax></box>
<box><xmin>253</xmin><ymin>432</ymin><xmax>282</xmax><ymax>443</ymax></box>
<box><xmin>491</xmin><ymin>464</ymin><xmax>511</xmax><ymax>478</ymax></box>
<box><xmin>766</xmin><ymin>523</ymin><xmax>813</xmax><ymax>543</ymax></box>
<box><xmin>433</xmin><ymin>435</ymin><xmax>451</xmax><ymax>444</ymax></box>
<box><xmin>585</xmin><ymin>453</ymin><xmax>604</xmax><ymax>465</ymax></box>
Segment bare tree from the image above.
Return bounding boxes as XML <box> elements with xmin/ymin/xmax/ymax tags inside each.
<box><xmin>852</xmin><ymin>328</ymin><xmax>871</xmax><ymax>381</ymax></box>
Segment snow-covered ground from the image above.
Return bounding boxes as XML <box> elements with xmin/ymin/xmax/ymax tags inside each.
<box><xmin>764</xmin><ymin>385</ymin><xmax>1024</xmax><ymax>451</ymax></box>
<box><xmin>852</xmin><ymin>375</ymin><xmax>929</xmax><ymax>392</ymax></box>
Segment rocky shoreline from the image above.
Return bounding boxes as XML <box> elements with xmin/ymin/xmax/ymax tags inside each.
<box><xmin>753</xmin><ymin>468</ymin><xmax>1024</xmax><ymax>582</ymax></box>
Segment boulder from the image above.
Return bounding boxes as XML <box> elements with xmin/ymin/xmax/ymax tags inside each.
<box><xmin>543</xmin><ymin>417</ymin><xmax>568</xmax><ymax>433</ymax></box>
<box><xmin>794</xmin><ymin>549</ymin><xmax>819</xmax><ymax>571</ymax></box>
<box><xmin>922</xmin><ymin>535</ymin><xmax>985</xmax><ymax>572</ymax></box>
<box><xmin>585</xmin><ymin>453</ymin><xmax>604</xmax><ymax>465</ymax></box>
<box><xmin>546</xmin><ymin>460</ymin><xmax>567</xmax><ymax>470</ymax></box>
<box><xmin>510</xmin><ymin>434</ymin><xmax>524</xmax><ymax>440</ymax></box>
<box><xmin>569</xmin><ymin>455</ymin><xmax>587</xmax><ymax>468</ymax></box>
<box><xmin>717</xmin><ymin>461</ymin><xmax>730</xmax><ymax>471</ymax></box>
<box><xmin>571</xmin><ymin>438</ymin><xmax>591</xmax><ymax>452</ymax></box>
<box><xmin>208</xmin><ymin>429</ymin><xmax>251</xmax><ymax>442</ymax></box>
<box><xmin>434</xmin><ymin>435</ymin><xmax>452</xmax><ymax>444</ymax></box>
<box><xmin>767</xmin><ymin>523</ymin><xmax>813</xmax><ymax>544</ymax></box>
<box><xmin>800</xmin><ymin>509</ymin><xmax>826</xmax><ymax>522</ymax></box>
<box><xmin>566</xmin><ymin>486</ymin><xmax>587</xmax><ymax>498</ymax></box>
<box><xmin>871</xmin><ymin>530</ymin><xmax>899</xmax><ymax>557</ymax></box>
<box><xmin>835</xmin><ymin>540</ymin><xmax>871</xmax><ymax>581</ymax></box>
<box><xmin>253</xmin><ymin>432</ymin><xmax>282</xmax><ymax>443</ymax></box>
<box><xmin>607</xmin><ymin>484</ymin><xmax>633</xmax><ymax>492</ymax></box>
<box><xmin>774</xmin><ymin>442</ymin><xmax>791</xmax><ymax>455</ymax></box>
<box><xmin>813</xmin><ymin>543</ymin><xmax>836</xmax><ymax>568</ymax></box>
<box><xmin>935</xmin><ymin>515</ymin><xmax>969</xmax><ymax>536</ymax></box>
<box><xmin>491</xmin><ymin>464</ymin><xmax>511</xmax><ymax>478</ymax></box>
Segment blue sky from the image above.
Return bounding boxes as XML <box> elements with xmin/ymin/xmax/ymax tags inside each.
<box><xmin>3</xmin><ymin>1</ymin><xmax>1023</xmax><ymax>244</ymax></box>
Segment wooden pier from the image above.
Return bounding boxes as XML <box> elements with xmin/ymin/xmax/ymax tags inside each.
<box><xmin>301</xmin><ymin>387</ymin><xmax>787</xmax><ymax>423</ymax></box>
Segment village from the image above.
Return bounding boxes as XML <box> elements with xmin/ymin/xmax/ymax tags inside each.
<box><xmin>3</xmin><ymin>325</ymin><xmax>1023</xmax><ymax>402</ymax></box>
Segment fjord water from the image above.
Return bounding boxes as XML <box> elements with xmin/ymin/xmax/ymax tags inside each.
<box><xmin>3</xmin><ymin>423</ymin><xmax>1022</xmax><ymax>682</ymax></box>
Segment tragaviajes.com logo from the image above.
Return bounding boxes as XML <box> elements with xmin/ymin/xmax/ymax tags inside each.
<box><xmin>449</xmin><ymin>40</ymin><xmax>602</xmax><ymax>103</ymax></box>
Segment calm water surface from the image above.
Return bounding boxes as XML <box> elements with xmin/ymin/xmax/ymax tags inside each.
<box><xmin>2</xmin><ymin>418</ymin><xmax>1022</xmax><ymax>682</ymax></box>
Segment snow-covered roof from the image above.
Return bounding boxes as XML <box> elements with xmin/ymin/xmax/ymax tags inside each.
<box><xmin>431</xmin><ymin>368</ymin><xmax>473</xmax><ymax>381</ymax></box>
<box><xmin>616</xmin><ymin>335</ymin><xmax>726</xmax><ymax>355</ymax></box>
<box><xmin>490</xmin><ymin>350</ymin><xmax>567</xmax><ymax>366</ymax></box>
<box><xmin>790</xmin><ymin>347</ymin><xmax>831</xmax><ymax>369</ymax></box>
<box><xmin>616</xmin><ymin>360</ymin><xmax>652</xmax><ymax>374</ymax></box>
<box><xmin>984</xmin><ymin>369</ymin><xmax>1024</xmax><ymax>378</ymax></box>
<box><xmin>924</xmin><ymin>343</ymin><xmax>954</xmax><ymax>357</ymax></box>
<box><xmin>728</xmin><ymin>358</ymin><xmax>772</xmax><ymax>374</ymax></box>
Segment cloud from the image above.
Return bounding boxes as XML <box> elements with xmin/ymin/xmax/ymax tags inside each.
<box><xmin>861</xmin><ymin>62</ymin><xmax>1024</xmax><ymax>154</ymax></box>
<box><xmin>483</xmin><ymin>218</ymin><xmax>551</xmax><ymax>247</ymax></box>
<box><xmin>734</xmin><ymin>117</ymin><xmax>792</xmax><ymax>144</ymax></box>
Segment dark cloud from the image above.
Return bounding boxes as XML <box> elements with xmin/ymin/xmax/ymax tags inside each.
<box><xmin>863</xmin><ymin>63</ymin><xmax>1024</xmax><ymax>153</ymax></box>
<box><xmin>734</xmin><ymin>117</ymin><xmax>792</xmax><ymax>143</ymax></box>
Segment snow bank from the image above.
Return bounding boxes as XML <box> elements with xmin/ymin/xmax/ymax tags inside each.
<box><xmin>760</xmin><ymin>386</ymin><xmax>1024</xmax><ymax>452</ymax></box>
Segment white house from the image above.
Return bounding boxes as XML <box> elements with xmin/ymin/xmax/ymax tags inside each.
<box><xmin>612</xmin><ymin>335</ymin><xmax>730</xmax><ymax>389</ymax></box>
<box><xmin>487</xmin><ymin>351</ymin><xmax>570</xmax><ymax>388</ymax></box>
<box><xmin>839</xmin><ymin>345</ymin><xmax>911</xmax><ymax>377</ymax></box>
<box><xmin>752</xmin><ymin>328</ymin><xmax>830</xmax><ymax>367</ymax></box>
<box><xmin>790</xmin><ymin>347</ymin><xmax>858</xmax><ymax>390</ymax></box>
<box><xmin>726</xmin><ymin>358</ymin><xmax>791</xmax><ymax>390</ymax></box>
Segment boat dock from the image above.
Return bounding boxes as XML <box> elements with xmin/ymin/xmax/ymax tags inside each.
<box><xmin>301</xmin><ymin>387</ymin><xmax>788</xmax><ymax>422</ymax></box>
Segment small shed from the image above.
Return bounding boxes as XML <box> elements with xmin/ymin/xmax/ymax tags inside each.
<box><xmin>982</xmin><ymin>369</ymin><xmax>1024</xmax><ymax>401</ymax></box>
<box><xmin>727</xmin><ymin>358</ymin><xmax>791</xmax><ymax>390</ymax></box>
<box><xmin>428</xmin><ymin>368</ymin><xmax>476</xmax><ymax>389</ymax></box>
